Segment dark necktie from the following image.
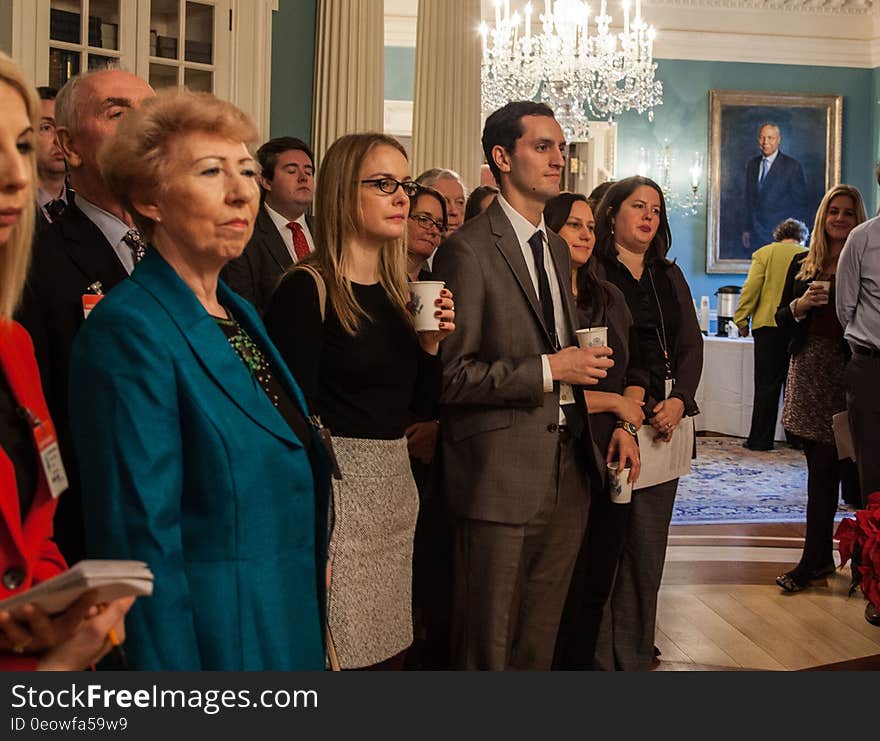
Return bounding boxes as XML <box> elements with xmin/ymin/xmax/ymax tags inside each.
<box><xmin>758</xmin><ymin>158</ymin><xmax>769</xmax><ymax>191</ymax></box>
<box><xmin>46</xmin><ymin>198</ymin><xmax>66</xmax><ymax>222</ymax></box>
<box><xmin>123</xmin><ymin>229</ymin><xmax>146</xmax><ymax>264</ymax></box>
<box><xmin>286</xmin><ymin>221</ymin><xmax>311</xmax><ymax>261</ymax></box>
<box><xmin>527</xmin><ymin>230</ymin><xmax>558</xmax><ymax>349</ymax></box>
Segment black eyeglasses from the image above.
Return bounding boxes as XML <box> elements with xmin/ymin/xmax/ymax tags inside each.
<box><xmin>409</xmin><ymin>214</ymin><xmax>445</xmax><ymax>234</ymax></box>
<box><xmin>361</xmin><ymin>177</ymin><xmax>420</xmax><ymax>197</ymax></box>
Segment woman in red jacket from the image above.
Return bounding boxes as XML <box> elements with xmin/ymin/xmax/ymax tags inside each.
<box><xmin>0</xmin><ymin>52</ymin><xmax>132</xmax><ymax>670</ymax></box>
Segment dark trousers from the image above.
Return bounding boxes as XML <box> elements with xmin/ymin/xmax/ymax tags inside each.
<box><xmin>747</xmin><ymin>327</ymin><xmax>789</xmax><ymax>449</ymax></box>
<box><xmin>793</xmin><ymin>440</ymin><xmax>860</xmax><ymax>578</ymax></box>
<box><xmin>846</xmin><ymin>354</ymin><xmax>880</xmax><ymax>506</ymax></box>
<box><xmin>450</xmin><ymin>433</ymin><xmax>590</xmax><ymax>670</ymax></box>
<box><xmin>408</xmin><ymin>454</ymin><xmax>454</xmax><ymax>670</ymax></box>
<box><xmin>594</xmin><ymin>477</ymin><xmax>679</xmax><ymax>672</ymax></box>
<box><xmin>554</xmin><ymin>485</ymin><xmax>631</xmax><ymax>670</ymax></box>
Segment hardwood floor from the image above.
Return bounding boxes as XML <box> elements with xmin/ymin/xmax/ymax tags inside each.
<box><xmin>654</xmin><ymin>521</ymin><xmax>880</xmax><ymax>671</ymax></box>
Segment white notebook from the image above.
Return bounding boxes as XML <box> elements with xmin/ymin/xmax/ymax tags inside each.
<box><xmin>0</xmin><ymin>560</ymin><xmax>154</xmax><ymax>615</ymax></box>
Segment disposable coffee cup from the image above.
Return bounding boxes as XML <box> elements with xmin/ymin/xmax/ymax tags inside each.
<box><xmin>811</xmin><ymin>280</ymin><xmax>830</xmax><ymax>305</ymax></box>
<box><xmin>608</xmin><ymin>462</ymin><xmax>633</xmax><ymax>504</ymax></box>
<box><xmin>409</xmin><ymin>281</ymin><xmax>445</xmax><ymax>332</ymax></box>
<box><xmin>576</xmin><ymin>326</ymin><xmax>608</xmax><ymax>349</ymax></box>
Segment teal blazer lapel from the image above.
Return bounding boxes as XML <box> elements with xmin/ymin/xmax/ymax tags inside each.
<box><xmin>131</xmin><ymin>250</ymin><xmax>301</xmax><ymax>448</ymax></box>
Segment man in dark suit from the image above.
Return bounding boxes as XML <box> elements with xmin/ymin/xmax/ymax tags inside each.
<box><xmin>742</xmin><ymin>123</ymin><xmax>808</xmax><ymax>255</ymax></box>
<box><xmin>432</xmin><ymin>101</ymin><xmax>612</xmax><ymax>670</ymax></box>
<box><xmin>34</xmin><ymin>86</ymin><xmax>70</xmax><ymax>231</ymax></box>
<box><xmin>221</xmin><ymin>137</ymin><xmax>315</xmax><ymax>313</ymax></box>
<box><xmin>17</xmin><ymin>68</ymin><xmax>154</xmax><ymax>563</ymax></box>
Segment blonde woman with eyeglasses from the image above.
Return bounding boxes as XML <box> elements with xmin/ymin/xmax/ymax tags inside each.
<box><xmin>265</xmin><ymin>133</ymin><xmax>455</xmax><ymax>669</ymax></box>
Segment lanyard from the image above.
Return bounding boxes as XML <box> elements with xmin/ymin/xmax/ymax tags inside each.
<box><xmin>646</xmin><ymin>268</ymin><xmax>673</xmax><ymax>380</ymax></box>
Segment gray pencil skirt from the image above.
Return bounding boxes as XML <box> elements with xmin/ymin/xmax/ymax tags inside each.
<box><xmin>327</xmin><ymin>436</ymin><xmax>420</xmax><ymax>669</ymax></box>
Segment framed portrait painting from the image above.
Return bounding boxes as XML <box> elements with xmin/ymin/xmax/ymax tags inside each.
<box><xmin>706</xmin><ymin>90</ymin><xmax>842</xmax><ymax>273</ymax></box>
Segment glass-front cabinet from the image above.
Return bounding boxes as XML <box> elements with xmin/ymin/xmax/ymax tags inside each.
<box><xmin>40</xmin><ymin>0</ymin><xmax>228</xmax><ymax>94</ymax></box>
<box><xmin>3</xmin><ymin>0</ymin><xmax>274</xmax><ymax>139</ymax></box>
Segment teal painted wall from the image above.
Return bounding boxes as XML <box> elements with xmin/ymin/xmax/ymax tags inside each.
<box><xmin>385</xmin><ymin>45</ymin><xmax>416</xmax><ymax>101</ymax></box>
<box><xmin>379</xmin><ymin>53</ymin><xmax>874</xmax><ymax>299</ymax></box>
<box><xmin>615</xmin><ymin>59</ymin><xmax>874</xmax><ymax>302</ymax></box>
<box><xmin>270</xmin><ymin>0</ymin><xmax>317</xmax><ymax>143</ymax></box>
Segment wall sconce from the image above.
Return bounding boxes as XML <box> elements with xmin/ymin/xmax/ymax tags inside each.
<box><xmin>635</xmin><ymin>140</ymin><xmax>705</xmax><ymax>216</ymax></box>
<box><xmin>656</xmin><ymin>140</ymin><xmax>704</xmax><ymax>216</ymax></box>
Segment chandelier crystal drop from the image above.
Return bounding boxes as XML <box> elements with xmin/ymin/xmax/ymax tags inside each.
<box><xmin>480</xmin><ymin>0</ymin><xmax>663</xmax><ymax>140</ymax></box>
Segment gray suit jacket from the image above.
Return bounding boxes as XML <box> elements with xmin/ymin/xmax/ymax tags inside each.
<box><xmin>432</xmin><ymin>199</ymin><xmax>600</xmax><ymax>525</ymax></box>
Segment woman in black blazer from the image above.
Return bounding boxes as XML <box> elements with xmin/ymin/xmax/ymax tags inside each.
<box><xmin>774</xmin><ymin>184</ymin><xmax>865</xmax><ymax>593</ymax></box>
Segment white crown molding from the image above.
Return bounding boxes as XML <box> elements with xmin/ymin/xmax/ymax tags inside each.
<box><xmin>648</xmin><ymin>0</ymin><xmax>875</xmax><ymax>14</ymax></box>
<box><xmin>656</xmin><ymin>29</ymin><xmax>874</xmax><ymax>67</ymax></box>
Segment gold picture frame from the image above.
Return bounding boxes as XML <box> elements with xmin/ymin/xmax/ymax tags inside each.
<box><xmin>706</xmin><ymin>90</ymin><xmax>842</xmax><ymax>274</ymax></box>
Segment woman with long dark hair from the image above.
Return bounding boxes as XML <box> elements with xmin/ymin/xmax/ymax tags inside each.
<box><xmin>590</xmin><ymin>176</ymin><xmax>703</xmax><ymax>671</ymax></box>
<box><xmin>775</xmin><ymin>184</ymin><xmax>865</xmax><ymax>593</ymax></box>
<box><xmin>544</xmin><ymin>191</ymin><xmax>646</xmax><ymax>668</ymax></box>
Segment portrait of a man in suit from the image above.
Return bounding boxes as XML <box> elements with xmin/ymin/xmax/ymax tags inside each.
<box><xmin>708</xmin><ymin>90</ymin><xmax>841</xmax><ymax>273</ymax></box>
<box><xmin>741</xmin><ymin>123</ymin><xmax>807</xmax><ymax>253</ymax></box>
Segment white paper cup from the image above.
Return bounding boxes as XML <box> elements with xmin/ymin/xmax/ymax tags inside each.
<box><xmin>409</xmin><ymin>281</ymin><xmax>445</xmax><ymax>332</ymax></box>
<box><xmin>812</xmin><ymin>280</ymin><xmax>830</xmax><ymax>304</ymax></box>
<box><xmin>608</xmin><ymin>462</ymin><xmax>633</xmax><ymax>504</ymax></box>
<box><xmin>576</xmin><ymin>326</ymin><xmax>608</xmax><ymax>349</ymax></box>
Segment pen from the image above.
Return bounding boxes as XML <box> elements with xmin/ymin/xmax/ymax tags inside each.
<box><xmin>107</xmin><ymin>626</ymin><xmax>128</xmax><ymax>669</ymax></box>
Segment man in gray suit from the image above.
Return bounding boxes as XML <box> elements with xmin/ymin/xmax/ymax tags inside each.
<box><xmin>432</xmin><ymin>101</ymin><xmax>613</xmax><ymax>670</ymax></box>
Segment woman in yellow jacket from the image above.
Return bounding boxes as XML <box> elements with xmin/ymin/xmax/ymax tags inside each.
<box><xmin>734</xmin><ymin>219</ymin><xmax>808</xmax><ymax>451</ymax></box>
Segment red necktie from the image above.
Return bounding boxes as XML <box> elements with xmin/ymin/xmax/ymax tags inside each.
<box><xmin>286</xmin><ymin>221</ymin><xmax>310</xmax><ymax>261</ymax></box>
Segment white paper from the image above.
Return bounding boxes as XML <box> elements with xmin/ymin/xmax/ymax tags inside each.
<box><xmin>634</xmin><ymin>416</ymin><xmax>694</xmax><ymax>490</ymax></box>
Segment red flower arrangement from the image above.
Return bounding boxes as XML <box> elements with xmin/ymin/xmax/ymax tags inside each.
<box><xmin>835</xmin><ymin>492</ymin><xmax>880</xmax><ymax>608</ymax></box>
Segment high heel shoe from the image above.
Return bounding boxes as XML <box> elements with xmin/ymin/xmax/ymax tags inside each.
<box><xmin>776</xmin><ymin>571</ymin><xmax>809</xmax><ymax>593</ymax></box>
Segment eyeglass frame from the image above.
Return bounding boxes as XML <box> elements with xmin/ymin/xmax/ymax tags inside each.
<box><xmin>408</xmin><ymin>213</ymin><xmax>446</xmax><ymax>234</ymax></box>
<box><xmin>360</xmin><ymin>177</ymin><xmax>421</xmax><ymax>198</ymax></box>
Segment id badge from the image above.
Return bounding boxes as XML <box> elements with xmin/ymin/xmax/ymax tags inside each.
<box><xmin>665</xmin><ymin>377</ymin><xmax>675</xmax><ymax>400</ymax></box>
<box><xmin>82</xmin><ymin>293</ymin><xmax>103</xmax><ymax>318</ymax></box>
<box><xmin>559</xmin><ymin>382</ymin><xmax>576</xmax><ymax>405</ymax></box>
<box><xmin>32</xmin><ymin>416</ymin><xmax>69</xmax><ymax>499</ymax></box>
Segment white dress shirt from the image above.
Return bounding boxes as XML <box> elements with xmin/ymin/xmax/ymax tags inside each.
<box><xmin>264</xmin><ymin>202</ymin><xmax>315</xmax><ymax>262</ymax></box>
<box><xmin>837</xmin><ymin>215</ymin><xmax>880</xmax><ymax>350</ymax></box>
<box><xmin>75</xmin><ymin>195</ymin><xmax>136</xmax><ymax>274</ymax></box>
<box><xmin>758</xmin><ymin>149</ymin><xmax>779</xmax><ymax>185</ymax></box>
<box><xmin>496</xmin><ymin>194</ymin><xmax>572</xmax><ymax>397</ymax></box>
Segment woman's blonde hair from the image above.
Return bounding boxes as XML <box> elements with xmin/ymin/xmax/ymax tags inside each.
<box><xmin>0</xmin><ymin>52</ymin><xmax>38</xmax><ymax>320</ymax></box>
<box><xmin>298</xmin><ymin>132</ymin><xmax>412</xmax><ymax>335</ymax></box>
<box><xmin>99</xmin><ymin>87</ymin><xmax>257</xmax><ymax>241</ymax></box>
<box><xmin>797</xmin><ymin>184</ymin><xmax>866</xmax><ymax>281</ymax></box>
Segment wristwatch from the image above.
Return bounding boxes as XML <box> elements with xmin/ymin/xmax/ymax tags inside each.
<box><xmin>615</xmin><ymin>420</ymin><xmax>638</xmax><ymax>437</ymax></box>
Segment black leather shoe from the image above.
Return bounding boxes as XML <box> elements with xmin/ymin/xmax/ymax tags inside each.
<box><xmin>866</xmin><ymin>602</ymin><xmax>880</xmax><ymax>627</ymax></box>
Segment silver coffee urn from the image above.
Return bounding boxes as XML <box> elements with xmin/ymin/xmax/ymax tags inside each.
<box><xmin>716</xmin><ymin>286</ymin><xmax>741</xmax><ymax>337</ymax></box>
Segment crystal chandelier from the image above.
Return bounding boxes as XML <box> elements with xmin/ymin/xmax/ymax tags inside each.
<box><xmin>480</xmin><ymin>0</ymin><xmax>663</xmax><ymax>140</ymax></box>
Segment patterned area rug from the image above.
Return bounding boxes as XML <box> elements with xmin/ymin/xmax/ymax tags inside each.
<box><xmin>672</xmin><ymin>436</ymin><xmax>848</xmax><ymax>525</ymax></box>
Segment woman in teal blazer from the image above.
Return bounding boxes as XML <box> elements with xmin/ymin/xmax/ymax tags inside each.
<box><xmin>68</xmin><ymin>90</ymin><xmax>330</xmax><ymax>671</ymax></box>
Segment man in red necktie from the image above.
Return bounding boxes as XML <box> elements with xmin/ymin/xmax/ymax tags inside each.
<box><xmin>222</xmin><ymin>137</ymin><xmax>316</xmax><ymax>314</ymax></box>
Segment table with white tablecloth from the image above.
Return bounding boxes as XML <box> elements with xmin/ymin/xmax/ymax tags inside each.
<box><xmin>693</xmin><ymin>335</ymin><xmax>785</xmax><ymax>441</ymax></box>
